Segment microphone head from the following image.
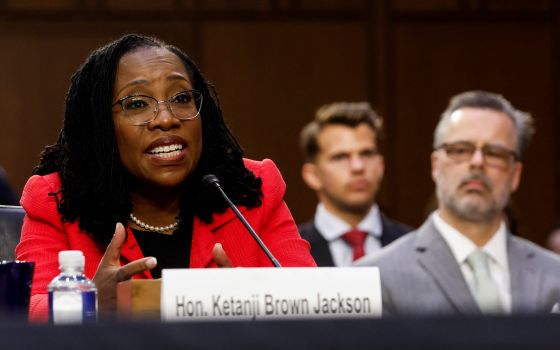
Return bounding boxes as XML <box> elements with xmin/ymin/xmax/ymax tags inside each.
<box><xmin>202</xmin><ymin>174</ymin><xmax>220</xmax><ymax>187</ymax></box>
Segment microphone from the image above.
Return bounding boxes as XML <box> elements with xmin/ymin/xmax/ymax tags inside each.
<box><xmin>202</xmin><ymin>174</ymin><xmax>282</xmax><ymax>268</ymax></box>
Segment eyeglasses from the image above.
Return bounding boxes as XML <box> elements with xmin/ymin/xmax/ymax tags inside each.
<box><xmin>112</xmin><ymin>90</ymin><xmax>203</xmax><ymax>126</ymax></box>
<box><xmin>436</xmin><ymin>141</ymin><xmax>519</xmax><ymax>168</ymax></box>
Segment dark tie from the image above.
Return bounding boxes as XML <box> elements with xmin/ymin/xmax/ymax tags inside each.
<box><xmin>342</xmin><ymin>229</ymin><xmax>368</xmax><ymax>261</ymax></box>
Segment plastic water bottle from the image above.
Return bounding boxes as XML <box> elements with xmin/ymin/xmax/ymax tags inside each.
<box><xmin>48</xmin><ymin>250</ymin><xmax>97</xmax><ymax>324</ymax></box>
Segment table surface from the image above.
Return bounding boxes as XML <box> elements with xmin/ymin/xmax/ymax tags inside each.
<box><xmin>0</xmin><ymin>314</ymin><xmax>559</xmax><ymax>350</ymax></box>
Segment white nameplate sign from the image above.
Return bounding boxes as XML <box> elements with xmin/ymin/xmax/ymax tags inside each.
<box><xmin>161</xmin><ymin>267</ymin><xmax>381</xmax><ymax>322</ymax></box>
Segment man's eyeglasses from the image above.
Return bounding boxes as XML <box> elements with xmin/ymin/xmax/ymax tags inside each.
<box><xmin>436</xmin><ymin>141</ymin><xmax>519</xmax><ymax>168</ymax></box>
<box><xmin>112</xmin><ymin>90</ymin><xmax>203</xmax><ymax>126</ymax></box>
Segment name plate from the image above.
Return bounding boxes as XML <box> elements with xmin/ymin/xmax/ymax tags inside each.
<box><xmin>161</xmin><ymin>267</ymin><xmax>381</xmax><ymax>321</ymax></box>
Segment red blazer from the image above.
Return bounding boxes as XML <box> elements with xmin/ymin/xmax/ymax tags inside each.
<box><xmin>16</xmin><ymin>158</ymin><xmax>316</xmax><ymax>321</ymax></box>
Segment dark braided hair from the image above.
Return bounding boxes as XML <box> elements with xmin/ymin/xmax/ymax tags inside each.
<box><xmin>34</xmin><ymin>34</ymin><xmax>262</xmax><ymax>247</ymax></box>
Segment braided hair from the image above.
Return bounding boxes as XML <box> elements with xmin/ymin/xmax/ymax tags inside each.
<box><xmin>34</xmin><ymin>34</ymin><xmax>262</xmax><ymax>246</ymax></box>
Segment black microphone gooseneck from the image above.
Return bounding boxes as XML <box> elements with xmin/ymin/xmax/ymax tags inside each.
<box><xmin>202</xmin><ymin>174</ymin><xmax>282</xmax><ymax>268</ymax></box>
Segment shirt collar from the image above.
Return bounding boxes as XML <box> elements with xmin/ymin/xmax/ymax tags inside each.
<box><xmin>315</xmin><ymin>203</ymin><xmax>382</xmax><ymax>242</ymax></box>
<box><xmin>432</xmin><ymin>211</ymin><xmax>508</xmax><ymax>269</ymax></box>
<box><xmin>482</xmin><ymin>222</ymin><xmax>508</xmax><ymax>270</ymax></box>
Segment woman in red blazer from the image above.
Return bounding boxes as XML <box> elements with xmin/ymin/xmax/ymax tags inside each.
<box><xmin>16</xmin><ymin>34</ymin><xmax>315</xmax><ymax>322</ymax></box>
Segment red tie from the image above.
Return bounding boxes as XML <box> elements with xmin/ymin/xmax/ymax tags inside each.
<box><xmin>342</xmin><ymin>229</ymin><xmax>368</xmax><ymax>261</ymax></box>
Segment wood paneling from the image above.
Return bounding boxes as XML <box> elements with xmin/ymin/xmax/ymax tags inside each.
<box><xmin>200</xmin><ymin>21</ymin><xmax>367</xmax><ymax>223</ymax></box>
<box><xmin>391</xmin><ymin>21</ymin><xmax>555</xmax><ymax>244</ymax></box>
<box><xmin>0</xmin><ymin>0</ymin><xmax>557</xmax><ymax>245</ymax></box>
<box><xmin>5</xmin><ymin>0</ymin><xmax>76</xmax><ymax>10</ymax></box>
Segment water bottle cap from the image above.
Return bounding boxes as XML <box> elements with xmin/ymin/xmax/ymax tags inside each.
<box><xmin>58</xmin><ymin>250</ymin><xmax>85</xmax><ymax>269</ymax></box>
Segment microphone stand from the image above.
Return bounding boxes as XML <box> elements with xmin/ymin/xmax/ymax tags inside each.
<box><xmin>203</xmin><ymin>175</ymin><xmax>282</xmax><ymax>268</ymax></box>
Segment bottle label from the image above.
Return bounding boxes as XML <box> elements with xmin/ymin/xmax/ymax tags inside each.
<box><xmin>49</xmin><ymin>290</ymin><xmax>97</xmax><ymax>324</ymax></box>
<box><xmin>82</xmin><ymin>291</ymin><xmax>97</xmax><ymax>322</ymax></box>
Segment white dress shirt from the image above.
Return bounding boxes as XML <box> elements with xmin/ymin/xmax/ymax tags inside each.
<box><xmin>432</xmin><ymin>212</ymin><xmax>512</xmax><ymax>313</ymax></box>
<box><xmin>314</xmin><ymin>203</ymin><xmax>382</xmax><ymax>267</ymax></box>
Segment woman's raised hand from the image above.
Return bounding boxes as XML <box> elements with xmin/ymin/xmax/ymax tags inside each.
<box><xmin>93</xmin><ymin>223</ymin><xmax>157</xmax><ymax>317</ymax></box>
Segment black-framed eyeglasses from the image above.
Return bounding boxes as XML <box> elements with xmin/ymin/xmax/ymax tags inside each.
<box><xmin>112</xmin><ymin>90</ymin><xmax>203</xmax><ymax>126</ymax></box>
<box><xmin>436</xmin><ymin>141</ymin><xmax>519</xmax><ymax>168</ymax></box>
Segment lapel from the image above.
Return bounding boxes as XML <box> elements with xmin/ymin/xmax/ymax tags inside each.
<box><xmin>379</xmin><ymin>214</ymin><xmax>398</xmax><ymax>247</ymax></box>
<box><xmin>307</xmin><ymin>223</ymin><xmax>335</xmax><ymax>267</ymax></box>
<box><xmin>189</xmin><ymin>206</ymin><xmax>247</xmax><ymax>268</ymax></box>
<box><xmin>508</xmin><ymin>235</ymin><xmax>540</xmax><ymax>313</ymax></box>
<box><xmin>379</xmin><ymin>214</ymin><xmax>391</xmax><ymax>246</ymax></box>
<box><xmin>415</xmin><ymin>219</ymin><xmax>481</xmax><ymax>315</ymax></box>
<box><xmin>120</xmin><ymin>226</ymin><xmax>153</xmax><ymax>279</ymax></box>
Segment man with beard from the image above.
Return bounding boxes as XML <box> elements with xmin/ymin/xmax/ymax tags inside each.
<box><xmin>357</xmin><ymin>91</ymin><xmax>560</xmax><ymax>316</ymax></box>
<box><xmin>298</xmin><ymin>102</ymin><xmax>411</xmax><ymax>267</ymax></box>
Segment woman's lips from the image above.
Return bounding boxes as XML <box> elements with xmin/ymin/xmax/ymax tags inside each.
<box><xmin>148</xmin><ymin>143</ymin><xmax>183</xmax><ymax>156</ymax></box>
<box><xmin>145</xmin><ymin>136</ymin><xmax>188</xmax><ymax>164</ymax></box>
<box><xmin>145</xmin><ymin>135</ymin><xmax>187</xmax><ymax>153</ymax></box>
<box><xmin>146</xmin><ymin>147</ymin><xmax>187</xmax><ymax>164</ymax></box>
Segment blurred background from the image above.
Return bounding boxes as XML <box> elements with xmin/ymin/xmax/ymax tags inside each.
<box><xmin>0</xmin><ymin>0</ymin><xmax>558</xmax><ymax>246</ymax></box>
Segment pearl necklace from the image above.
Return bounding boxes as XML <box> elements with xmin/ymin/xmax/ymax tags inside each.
<box><xmin>129</xmin><ymin>213</ymin><xmax>180</xmax><ymax>233</ymax></box>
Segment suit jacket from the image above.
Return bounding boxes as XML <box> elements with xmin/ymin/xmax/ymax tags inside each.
<box><xmin>16</xmin><ymin>159</ymin><xmax>316</xmax><ymax>321</ymax></box>
<box><xmin>356</xmin><ymin>216</ymin><xmax>560</xmax><ymax>316</ymax></box>
<box><xmin>298</xmin><ymin>213</ymin><xmax>411</xmax><ymax>267</ymax></box>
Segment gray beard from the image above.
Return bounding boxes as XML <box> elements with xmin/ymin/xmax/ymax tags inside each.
<box><xmin>444</xmin><ymin>194</ymin><xmax>502</xmax><ymax>223</ymax></box>
<box><xmin>436</xmin><ymin>182</ymin><xmax>511</xmax><ymax>224</ymax></box>
<box><xmin>436</xmin><ymin>170</ymin><xmax>510</xmax><ymax>223</ymax></box>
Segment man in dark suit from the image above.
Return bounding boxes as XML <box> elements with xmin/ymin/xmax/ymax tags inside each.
<box><xmin>298</xmin><ymin>102</ymin><xmax>411</xmax><ymax>267</ymax></box>
<box><xmin>357</xmin><ymin>91</ymin><xmax>560</xmax><ymax>315</ymax></box>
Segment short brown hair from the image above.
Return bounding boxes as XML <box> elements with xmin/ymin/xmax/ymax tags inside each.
<box><xmin>300</xmin><ymin>102</ymin><xmax>383</xmax><ymax>162</ymax></box>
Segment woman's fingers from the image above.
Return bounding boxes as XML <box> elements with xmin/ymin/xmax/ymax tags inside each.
<box><xmin>93</xmin><ymin>223</ymin><xmax>157</xmax><ymax>317</ymax></box>
<box><xmin>100</xmin><ymin>222</ymin><xmax>127</xmax><ymax>267</ymax></box>
<box><xmin>212</xmin><ymin>243</ymin><xmax>233</xmax><ymax>268</ymax></box>
<box><xmin>115</xmin><ymin>257</ymin><xmax>157</xmax><ymax>282</ymax></box>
